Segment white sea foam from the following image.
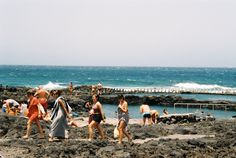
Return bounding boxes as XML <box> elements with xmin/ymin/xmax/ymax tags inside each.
<box><xmin>41</xmin><ymin>82</ymin><xmax>66</xmax><ymax>90</ymax></box>
<box><xmin>174</xmin><ymin>83</ymin><xmax>232</xmax><ymax>90</ymax></box>
<box><xmin>105</xmin><ymin>82</ymin><xmax>236</xmax><ymax>94</ymax></box>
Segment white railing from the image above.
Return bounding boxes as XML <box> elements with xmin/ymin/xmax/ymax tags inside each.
<box><xmin>173</xmin><ymin>103</ymin><xmax>236</xmax><ymax>113</ymax></box>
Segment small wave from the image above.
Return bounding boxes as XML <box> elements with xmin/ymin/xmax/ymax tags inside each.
<box><xmin>127</xmin><ymin>78</ymin><xmax>137</xmax><ymax>82</ymax></box>
<box><xmin>174</xmin><ymin>82</ymin><xmax>232</xmax><ymax>90</ymax></box>
<box><xmin>105</xmin><ymin>82</ymin><xmax>236</xmax><ymax>94</ymax></box>
<box><xmin>41</xmin><ymin>82</ymin><xmax>67</xmax><ymax>90</ymax></box>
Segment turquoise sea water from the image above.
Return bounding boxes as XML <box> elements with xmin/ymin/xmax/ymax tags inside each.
<box><xmin>1</xmin><ymin>65</ymin><xmax>236</xmax><ymax>88</ymax></box>
<box><xmin>1</xmin><ymin>65</ymin><xmax>236</xmax><ymax>100</ymax></box>
<box><xmin>1</xmin><ymin>65</ymin><xmax>236</xmax><ymax>119</ymax></box>
<box><xmin>103</xmin><ymin>104</ymin><xmax>235</xmax><ymax>120</ymax></box>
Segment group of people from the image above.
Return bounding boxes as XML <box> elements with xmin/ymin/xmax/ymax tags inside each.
<box><xmin>1</xmin><ymin>87</ymin><xmax>71</xmax><ymax>141</ymax></box>
<box><xmin>1</xmin><ymin>85</ymin><xmax>169</xmax><ymax>144</ymax></box>
<box><xmin>140</xmin><ymin>101</ymin><xmax>169</xmax><ymax>125</ymax></box>
<box><xmin>84</xmin><ymin>94</ymin><xmax>131</xmax><ymax>144</ymax></box>
<box><xmin>1</xmin><ymin>86</ymin><xmax>131</xmax><ymax>144</ymax></box>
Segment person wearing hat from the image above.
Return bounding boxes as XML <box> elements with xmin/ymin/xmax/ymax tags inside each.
<box><xmin>23</xmin><ymin>89</ymin><xmax>44</xmax><ymax>139</ymax></box>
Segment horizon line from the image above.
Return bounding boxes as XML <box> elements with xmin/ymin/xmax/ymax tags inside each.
<box><xmin>0</xmin><ymin>64</ymin><xmax>235</xmax><ymax>69</ymax></box>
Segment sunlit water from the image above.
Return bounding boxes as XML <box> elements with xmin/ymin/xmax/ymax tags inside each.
<box><xmin>103</xmin><ymin>104</ymin><xmax>236</xmax><ymax>120</ymax></box>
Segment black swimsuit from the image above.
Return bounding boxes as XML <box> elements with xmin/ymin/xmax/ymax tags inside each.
<box><xmin>92</xmin><ymin>105</ymin><xmax>102</xmax><ymax>123</ymax></box>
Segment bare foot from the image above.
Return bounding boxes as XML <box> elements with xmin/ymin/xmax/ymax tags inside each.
<box><xmin>38</xmin><ymin>135</ymin><xmax>45</xmax><ymax>139</ymax></box>
<box><xmin>48</xmin><ymin>137</ymin><xmax>53</xmax><ymax>142</ymax></box>
<box><xmin>22</xmin><ymin>135</ymin><xmax>29</xmax><ymax>139</ymax></box>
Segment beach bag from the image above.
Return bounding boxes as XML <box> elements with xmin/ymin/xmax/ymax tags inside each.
<box><xmin>113</xmin><ymin>125</ymin><xmax>119</xmax><ymax>139</ymax></box>
<box><xmin>38</xmin><ymin>103</ymin><xmax>46</xmax><ymax>116</ymax></box>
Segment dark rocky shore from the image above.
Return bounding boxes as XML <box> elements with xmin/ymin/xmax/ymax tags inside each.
<box><xmin>1</xmin><ymin>86</ymin><xmax>236</xmax><ymax>157</ymax></box>
<box><xmin>1</xmin><ymin>86</ymin><xmax>236</xmax><ymax>112</ymax></box>
<box><xmin>0</xmin><ymin>114</ymin><xmax>236</xmax><ymax>158</ymax></box>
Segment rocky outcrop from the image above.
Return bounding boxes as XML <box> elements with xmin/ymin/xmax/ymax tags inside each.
<box><xmin>1</xmin><ymin>86</ymin><xmax>236</xmax><ymax>112</ymax></box>
<box><xmin>1</xmin><ymin>114</ymin><xmax>236</xmax><ymax>157</ymax></box>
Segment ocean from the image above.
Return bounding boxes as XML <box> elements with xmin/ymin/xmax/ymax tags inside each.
<box><xmin>1</xmin><ymin>65</ymin><xmax>236</xmax><ymax>119</ymax></box>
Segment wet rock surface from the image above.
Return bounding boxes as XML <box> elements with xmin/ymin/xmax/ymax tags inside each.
<box><xmin>1</xmin><ymin>114</ymin><xmax>236</xmax><ymax>158</ymax></box>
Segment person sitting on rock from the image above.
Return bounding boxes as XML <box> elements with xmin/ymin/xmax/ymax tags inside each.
<box><xmin>3</xmin><ymin>99</ymin><xmax>20</xmax><ymax>116</ymax></box>
<box><xmin>140</xmin><ymin>99</ymin><xmax>151</xmax><ymax>125</ymax></box>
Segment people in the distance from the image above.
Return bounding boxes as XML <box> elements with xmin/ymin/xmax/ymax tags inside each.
<box><xmin>140</xmin><ymin>99</ymin><xmax>151</xmax><ymax>125</ymax></box>
<box><xmin>163</xmin><ymin>108</ymin><xmax>169</xmax><ymax>115</ymax></box>
<box><xmin>97</xmin><ymin>83</ymin><xmax>103</xmax><ymax>95</ymax></box>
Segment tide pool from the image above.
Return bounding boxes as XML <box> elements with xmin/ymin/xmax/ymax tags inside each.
<box><xmin>103</xmin><ymin>104</ymin><xmax>236</xmax><ymax>120</ymax></box>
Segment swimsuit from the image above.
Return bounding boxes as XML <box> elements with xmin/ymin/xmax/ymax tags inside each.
<box><xmin>91</xmin><ymin>104</ymin><xmax>103</xmax><ymax>124</ymax></box>
<box><xmin>143</xmin><ymin>112</ymin><xmax>151</xmax><ymax>118</ymax></box>
<box><xmin>118</xmin><ymin>106</ymin><xmax>129</xmax><ymax>126</ymax></box>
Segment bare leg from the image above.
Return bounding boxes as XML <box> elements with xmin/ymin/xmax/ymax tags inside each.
<box><xmin>118</xmin><ymin>120</ymin><xmax>126</xmax><ymax>144</ymax></box>
<box><xmin>123</xmin><ymin>129</ymin><xmax>131</xmax><ymax>142</ymax></box>
<box><xmin>23</xmin><ymin>120</ymin><xmax>32</xmax><ymax>139</ymax></box>
<box><xmin>143</xmin><ymin>117</ymin><xmax>146</xmax><ymax>125</ymax></box>
<box><xmin>88</xmin><ymin>121</ymin><xmax>97</xmax><ymax>141</ymax></box>
<box><xmin>96</xmin><ymin>124</ymin><xmax>105</xmax><ymax>140</ymax></box>
<box><xmin>35</xmin><ymin>119</ymin><xmax>44</xmax><ymax>138</ymax></box>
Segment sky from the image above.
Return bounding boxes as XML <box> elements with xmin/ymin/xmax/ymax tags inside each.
<box><xmin>0</xmin><ymin>0</ymin><xmax>236</xmax><ymax>67</ymax></box>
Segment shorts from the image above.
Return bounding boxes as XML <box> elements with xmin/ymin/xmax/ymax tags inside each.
<box><xmin>2</xmin><ymin>107</ymin><xmax>6</xmax><ymax>113</ymax></box>
<box><xmin>92</xmin><ymin>114</ymin><xmax>102</xmax><ymax>124</ymax></box>
<box><xmin>143</xmin><ymin>113</ymin><xmax>151</xmax><ymax>118</ymax></box>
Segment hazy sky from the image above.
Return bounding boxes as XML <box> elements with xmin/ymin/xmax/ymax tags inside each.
<box><xmin>0</xmin><ymin>0</ymin><xmax>235</xmax><ymax>67</ymax></box>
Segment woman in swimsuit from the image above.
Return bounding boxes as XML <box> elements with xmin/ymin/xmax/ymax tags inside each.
<box><xmin>117</xmin><ymin>94</ymin><xmax>132</xmax><ymax>144</ymax></box>
<box><xmin>88</xmin><ymin>94</ymin><xmax>105</xmax><ymax>141</ymax></box>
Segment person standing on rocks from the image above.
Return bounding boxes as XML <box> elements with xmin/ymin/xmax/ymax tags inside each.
<box><xmin>69</xmin><ymin>82</ymin><xmax>73</xmax><ymax>95</ymax></box>
<box><xmin>88</xmin><ymin>94</ymin><xmax>105</xmax><ymax>141</ymax></box>
<box><xmin>48</xmin><ymin>90</ymin><xmax>72</xmax><ymax>141</ymax></box>
<box><xmin>140</xmin><ymin>100</ymin><xmax>152</xmax><ymax>125</ymax></box>
<box><xmin>23</xmin><ymin>89</ymin><xmax>44</xmax><ymax>139</ymax></box>
<box><xmin>97</xmin><ymin>83</ymin><xmax>103</xmax><ymax>95</ymax></box>
<box><xmin>117</xmin><ymin>94</ymin><xmax>132</xmax><ymax>144</ymax></box>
